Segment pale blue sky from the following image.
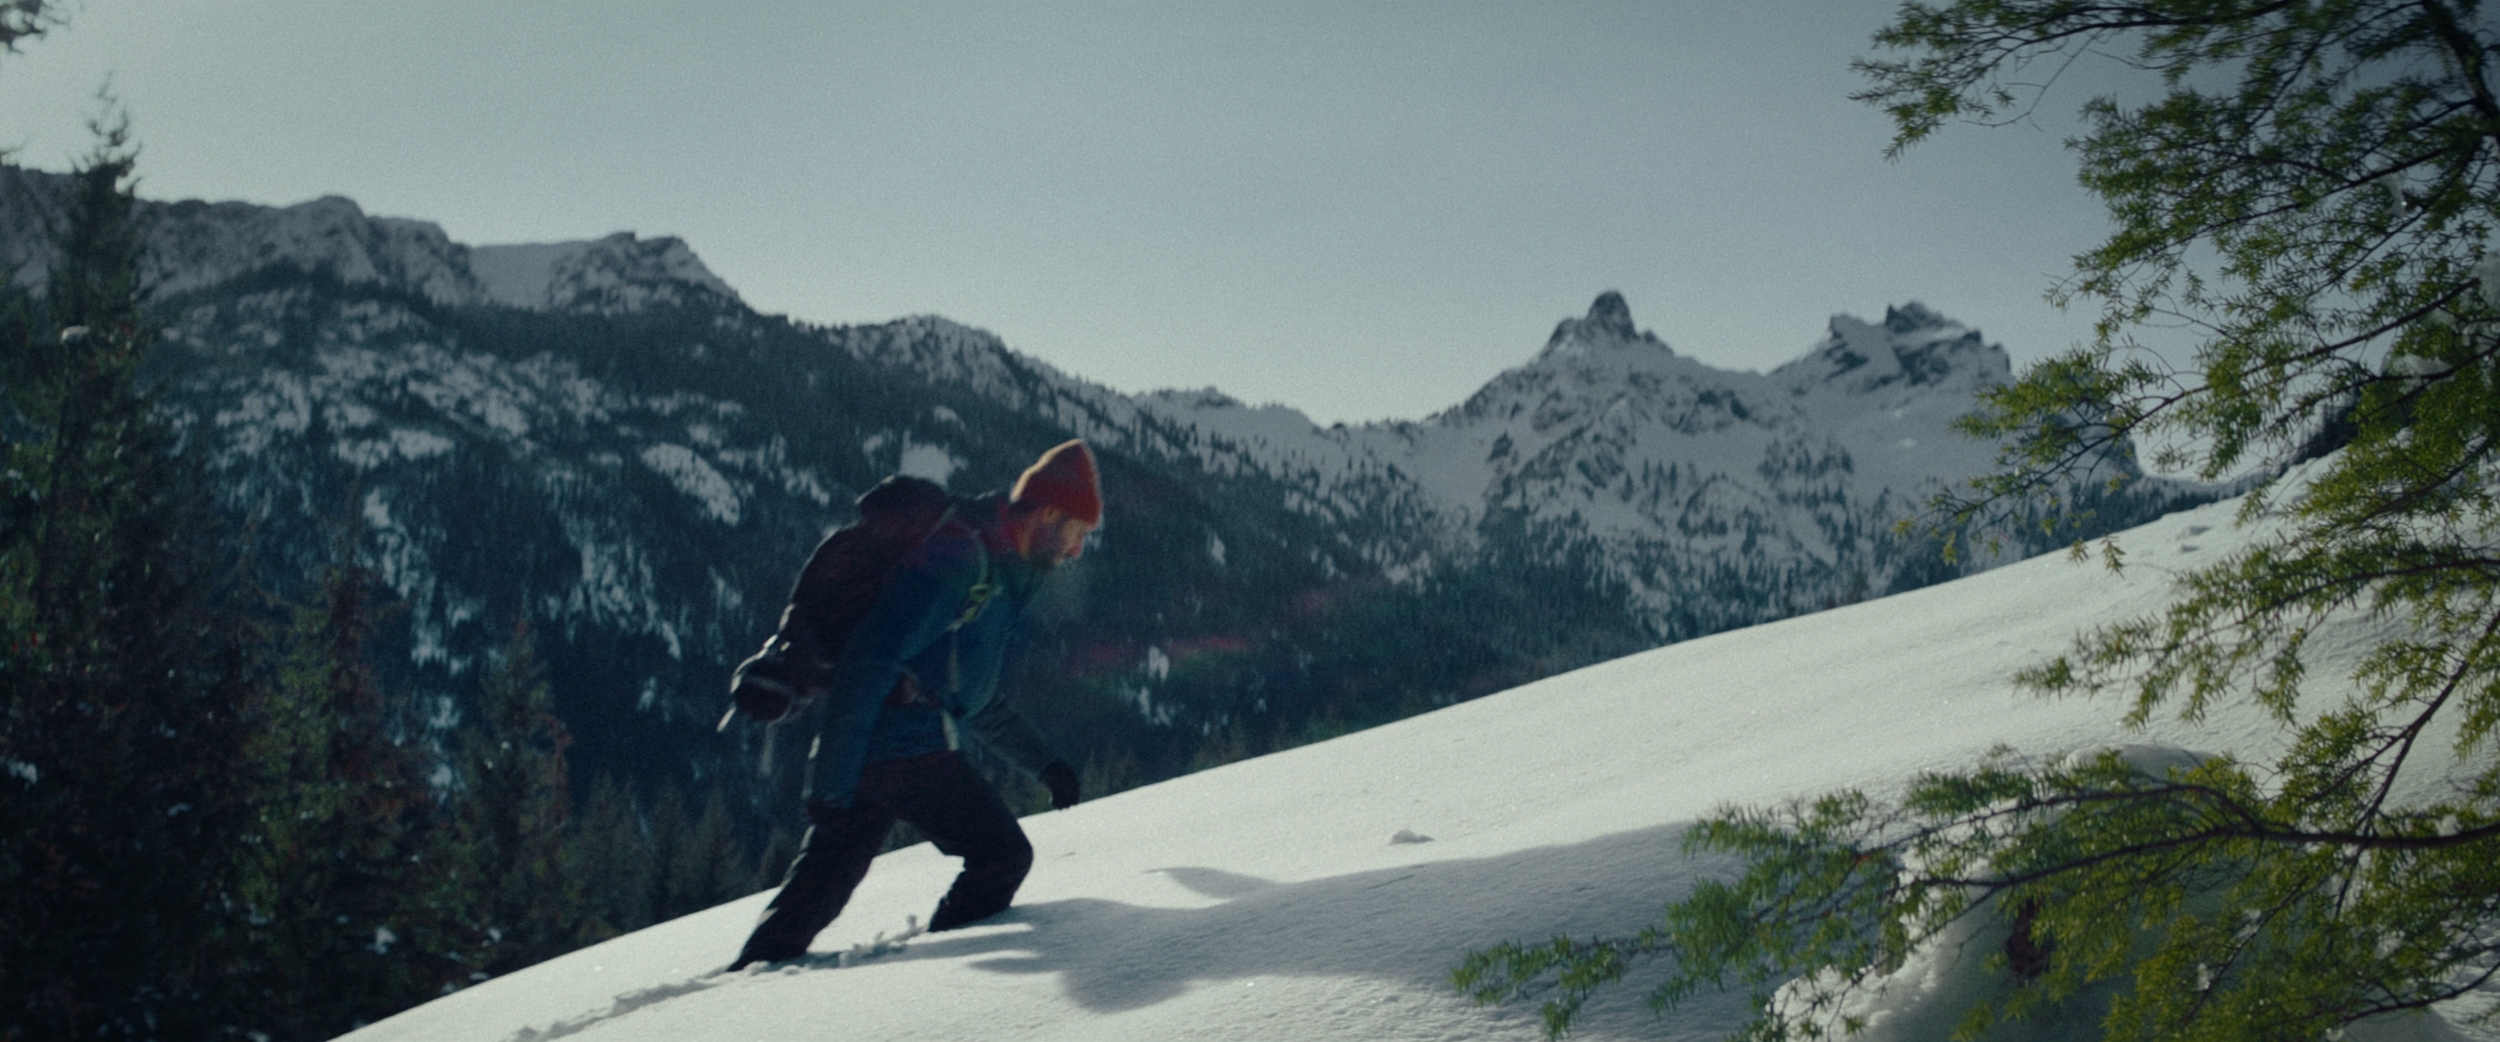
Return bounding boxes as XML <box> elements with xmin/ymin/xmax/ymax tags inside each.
<box><xmin>0</xmin><ymin>1</ymin><xmax>2122</xmax><ymax>425</ymax></box>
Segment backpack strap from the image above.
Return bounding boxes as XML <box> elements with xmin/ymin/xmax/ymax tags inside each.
<box><xmin>943</xmin><ymin>532</ymin><xmax>994</xmax><ymax>697</ymax></box>
<box><xmin>948</xmin><ymin>533</ymin><xmax>996</xmax><ymax>632</ymax></box>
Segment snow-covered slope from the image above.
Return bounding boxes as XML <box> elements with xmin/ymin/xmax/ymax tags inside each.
<box><xmin>2</xmin><ymin>167</ymin><xmax>2237</xmax><ymax>962</ymax></box>
<box><xmin>337</xmin><ymin>480</ymin><xmax>2477</xmax><ymax>1042</ymax></box>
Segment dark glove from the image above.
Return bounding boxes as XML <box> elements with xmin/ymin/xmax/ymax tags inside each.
<box><xmin>726</xmin><ymin>640</ymin><xmax>818</xmax><ymax>725</ymax></box>
<box><xmin>1040</xmin><ymin>760</ymin><xmax>1081</xmax><ymax>810</ymax></box>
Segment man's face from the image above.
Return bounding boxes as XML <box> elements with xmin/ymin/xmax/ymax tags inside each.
<box><xmin>1048</xmin><ymin>515</ymin><xmax>1097</xmax><ymax>564</ymax></box>
<box><xmin>1026</xmin><ymin>511</ymin><xmax>1096</xmax><ymax>567</ymax></box>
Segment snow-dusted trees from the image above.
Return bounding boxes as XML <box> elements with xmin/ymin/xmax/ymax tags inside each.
<box><xmin>0</xmin><ymin>0</ymin><xmax>63</xmax><ymax>60</ymax></box>
<box><xmin>1461</xmin><ymin>2</ymin><xmax>2500</xmax><ymax>1038</ymax></box>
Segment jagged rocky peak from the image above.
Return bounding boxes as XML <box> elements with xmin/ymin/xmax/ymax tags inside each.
<box><xmin>1776</xmin><ymin>300</ymin><xmax>2009</xmax><ymax>396</ymax></box>
<box><xmin>0</xmin><ymin>164</ymin><xmax>738</xmax><ymax>317</ymax></box>
<box><xmin>1143</xmin><ymin>386</ymin><xmax>1248</xmax><ymax>411</ymax></box>
<box><xmin>471</xmin><ymin>232</ymin><xmax>740</xmax><ymax>314</ymax></box>
<box><xmin>1583</xmin><ymin>290</ymin><xmax>1636</xmax><ymax>339</ymax></box>
<box><xmin>161</xmin><ymin>193</ymin><xmax>486</xmax><ymax>306</ymax></box>
<box><xmin>1884</xmin><ymin>301</ymin><xmax>1949</xmax><ymax>334</ymax></box>
<box><xmin>1536</xmin><ymin>290</ymin><xmax>1673</xmax><ymax>360</ymax></box>
<box><xmin>0</xmin><ymin>165</ymin><xmax>485</xmax><ymax>305</ymax></box>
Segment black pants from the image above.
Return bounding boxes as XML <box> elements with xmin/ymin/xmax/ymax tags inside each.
<box><xmin>735</xmin><ymin>750</ymin><xmax>1033</xmax><ymax>966</ymax></box>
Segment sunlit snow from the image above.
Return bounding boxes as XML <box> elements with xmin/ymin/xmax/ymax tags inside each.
<box><xmin>638</xmin><ymin>444</ymin><xmax>743</xmax><ymax>525</ymax></box>
<box><xmin>338</xmin><ymin>478</ymin><xmax>2485</xmax><ymax>1042</ymax></box>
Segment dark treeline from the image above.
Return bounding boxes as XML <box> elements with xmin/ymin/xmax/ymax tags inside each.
<box><xmin>0</xmin><ymin>128</ymin><xmax>778</xmax><ymax>1041</ymax></box>
<box><xmin>0</xmin><ymin>28</ymin><xmax>2213</xmax><ymax>1041</ymax></box>
<box><xmin>0</xmin><ymin>139</ymin><xmax>1641</xmax><ymax>1038</ymax></box>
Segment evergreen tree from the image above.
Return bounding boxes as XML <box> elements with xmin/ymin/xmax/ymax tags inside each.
<box><xmin>1459</xmin><ymin>2</ymin><xmax>2500</xmax><ymax>1038</ymax></box>
<box><xmin>569</xmin><ymin>772</ymin><xmax>655</xmax><ymax>941</ymax></box>
<box><xmin>229</xmin><ymin>521</ymin><xmax>457</xmax><ymax>1040</ymax></box>
<box><xmin>561</xmin><ymin>774</ymin><xmax>763</xmax><ymax>944</ymax></box>
<box><xmin>0</xmin><ymin>111</ymin><xmax>259</xmax><ymax>1038</ymax></box>
<box><xmin>0</xmin><ymin>0</ymin><xmax>63</xmax><ymax>62</ymax></box>
<box><xmin>649</xmin><ymin>784</ymin><xmax>750</xmax><ymax>925</ymax></box>
<box><xmin>443</xmin><ymin>619</ymin><xmax>588</xmax><ymax>979</ymax></box>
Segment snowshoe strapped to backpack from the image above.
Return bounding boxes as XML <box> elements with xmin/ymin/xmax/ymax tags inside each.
<box><xmin>720</xmin><ymin>475</ymin><xmax>959</xmax><ymax>730</ymax></box>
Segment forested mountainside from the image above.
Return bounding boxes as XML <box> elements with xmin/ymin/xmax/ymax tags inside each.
<box><xmin>0</xmin><ymin>163</ymin><xmax>2206</xmax><ymax>838</ymax></box>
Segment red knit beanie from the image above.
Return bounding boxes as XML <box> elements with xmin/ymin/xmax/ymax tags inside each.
<box><xmin>1011</xmin><ymin>440</ymin><xmax>1102</xmax><ymax>525</ymax></box>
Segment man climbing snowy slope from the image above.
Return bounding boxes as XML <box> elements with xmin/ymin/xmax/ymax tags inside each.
<box><xmin>731</xmin><ymin>440</ymin><xmax>1100</xmax><ymax>970</ymax></box>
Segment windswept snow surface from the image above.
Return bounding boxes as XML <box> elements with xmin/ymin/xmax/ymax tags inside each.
<box><xmin>340</xmin><ymin>485</ymin><xmax>2481</xmax><ymax>1042</ymax></box>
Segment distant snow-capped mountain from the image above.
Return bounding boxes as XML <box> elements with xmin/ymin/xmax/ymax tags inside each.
<box><xmin>803</xmin><ymin>288</ymin><xmax>2059</xmax><ymax>622</ymax></box>
<box><xmin>1</xmin><ymin>167</ymin><xmax>735</xmax><ymax>313</ymax></box>
<box><xmin>0</xmin><ymin>162</ymin><xmax>2202</xmax><ymax>832</ymax></box>
<box><xmin>1104</xmin><ymin>291</ymin><xmax>2020</xmax><ymax>620</ymax></box>
<box><xmin>469</xmin><ymin>234</ymin><xmax>740</xmax><ymax>314</ymax></box>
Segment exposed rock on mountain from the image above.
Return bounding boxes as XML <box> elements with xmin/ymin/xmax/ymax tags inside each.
<box><xmin>2</xmin><ymin>166</ymin><xmax>732</xmax><ymax>313</ymax></box>
<box><xmin>0</xmin><ymin>163</ymin><xmax>2202</xmax><ymax>823</ymax></box>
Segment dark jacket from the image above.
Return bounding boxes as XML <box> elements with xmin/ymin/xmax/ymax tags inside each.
<box><xmin>806</xmin><ymin>505</ymin><xmax>1063</xmax><ymax>807</ymax></box>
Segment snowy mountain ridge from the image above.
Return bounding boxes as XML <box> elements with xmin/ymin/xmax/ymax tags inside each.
<box><xmin>1089</xmin><ymin>292</ymin><xmax>2027</xmax><ymax>614</ymax></box>
<box><xmin>816</xmin><ymin>286</ymin><xmax>2042</xmax><ymax>613</ymax></box>
<box><xmin>0</xmin><ymin>166</ymin><xmax>737</xmax><ymax>315</ymax></box>
<box><xmin>7</xmin><ymin>163</ymin><xmax>2051</xmax><ymax>617</ymax></box>
<box><xmin>0</xmin><ymin>163</ymin><xmax>2204</xmax><ymax>855</ymax></box>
